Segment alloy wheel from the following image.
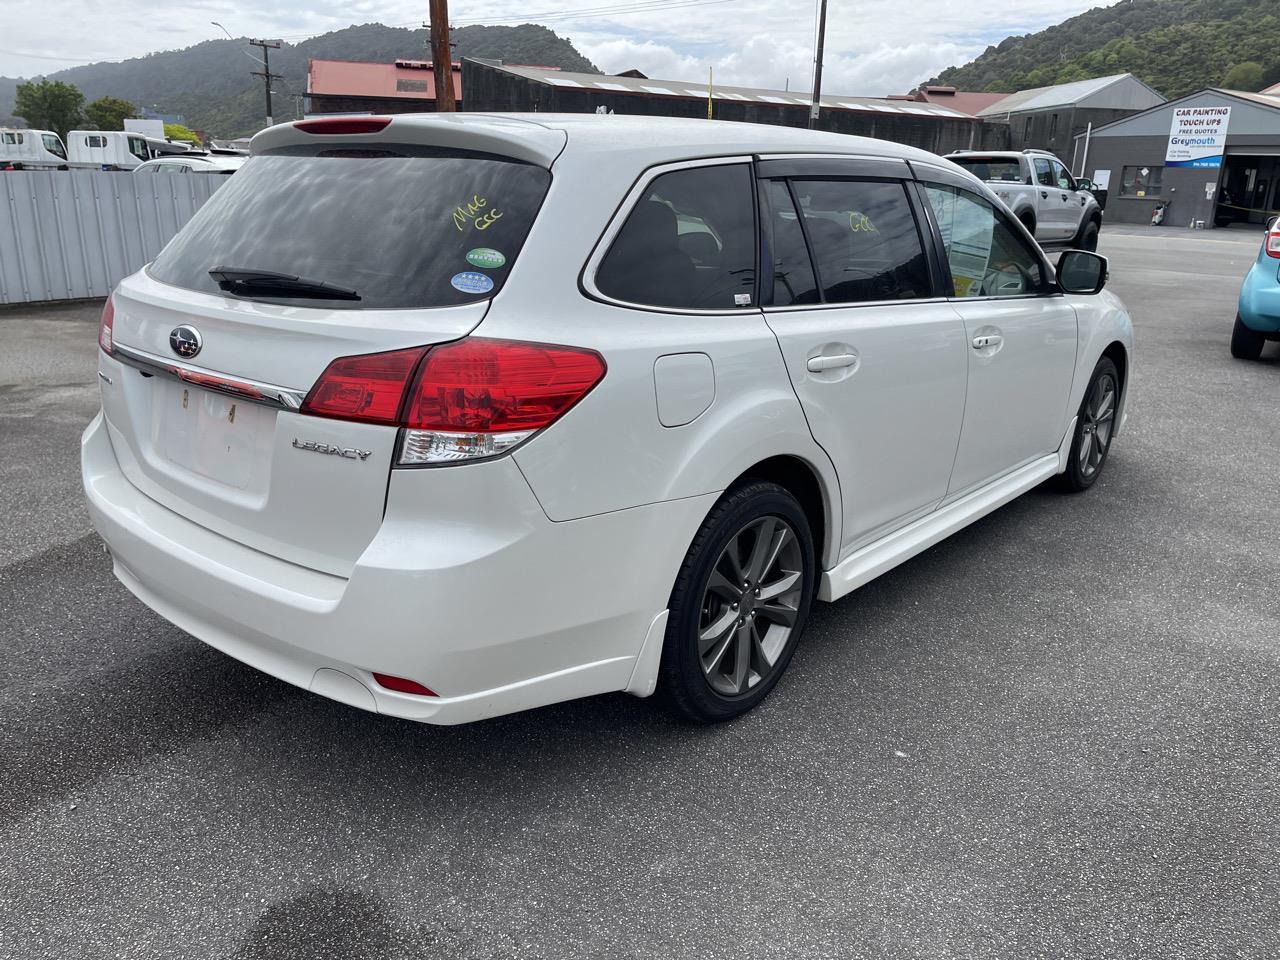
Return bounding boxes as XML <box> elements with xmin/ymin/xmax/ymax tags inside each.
<box><xmin>698</xmin><ymin>516</ymin><xmax>805</xmax><ymax>697</ymax></box>
<box><xmin>1078</xmin><ymin>372</ymin><xmax>1116</xmax><ymax>478</ymax></box>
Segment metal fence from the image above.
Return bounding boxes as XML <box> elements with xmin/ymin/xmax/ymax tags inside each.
<box><xmin>0</xmin><ymin>170</ymin><xmax>223</xmax><ymax>305</ymax></box>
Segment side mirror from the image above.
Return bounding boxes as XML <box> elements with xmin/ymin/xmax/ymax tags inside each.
<box><xmin>1057</xmin><ymin>250</ymin><xmax>1107</xmax><ymax>295</ymax></box>
<box><xmin>1076</xmin><ymin>178</ymin><xmax>1094</xmax><ymax>191</ymax></box>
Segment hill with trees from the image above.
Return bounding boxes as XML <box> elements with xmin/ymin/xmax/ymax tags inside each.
<box><xmin>0</xmin><ymin>23</ymin><xmax>598</xmax><ymax>137</ymax></box>
<box><xmin>927</xmin><ymin>0</ymin><xmax>1280</xmax><ymax>99</ymax></box>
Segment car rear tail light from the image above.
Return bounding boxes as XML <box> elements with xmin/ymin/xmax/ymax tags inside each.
<box><xmin>98</xmin><ymin>295</ymin><xmax>114</xmax><ymax>355</ymax></box>
<box><xmin>300</xmin><ymin>347</ymin><xmax>427</xmax><ymax>426</ymax></box>
<box><xmin>294</xmin><ymin>117</ymin><xmax>391</xmax><ymax>135</ymax></box>
<box><xmin>299</xmin><ymin>338</ymin><xmax>605</xmax><ymax>465</ymax></box>
<box><xmin>371</xmin><ymin>672</ymin><xmax>438</xmax><ymax>697</ymax></box>
<box><xmin>1267</xmin><ymin>223</ymin><xmax>1280</xmax><ymax>259</ymax></box>
<box><xmin>400</xmin><ymin>339</ymin><xmax>606</xmax><ymax>464</ymax></box>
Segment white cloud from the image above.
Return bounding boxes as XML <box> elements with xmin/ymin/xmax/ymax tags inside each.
<box><xmin>1</xmin><ymin>0</ymin><xmax>1121</xmax><ymax>95</ymax></box>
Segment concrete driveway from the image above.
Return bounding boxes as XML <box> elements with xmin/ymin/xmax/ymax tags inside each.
<box><xmin>0</xmin><ymin>227</ymin><xmax>1277</xmax><ymax>960</ymax></box>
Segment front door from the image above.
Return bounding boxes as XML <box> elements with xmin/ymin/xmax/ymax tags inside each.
<box><xmin>919</xmin><ymin>181</ymin><xmax>1079</xmax><ymax>497</ymax></box>
<box><xmin>758</xmin><ymin>169</ymin><xmax>968</xmax><ymax>557</ymax></box>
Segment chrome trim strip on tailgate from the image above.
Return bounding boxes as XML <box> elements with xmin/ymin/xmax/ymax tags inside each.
<box><xmin>111</xmin><ymin>343</ymin><xmax>307</xmax><ymax>411</ymax></box>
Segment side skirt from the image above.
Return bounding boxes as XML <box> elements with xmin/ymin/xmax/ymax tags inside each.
<box><xmin>818</xmin><ymin>452</ymin><xmax>1061</xmax><ymax>603</ymax></box>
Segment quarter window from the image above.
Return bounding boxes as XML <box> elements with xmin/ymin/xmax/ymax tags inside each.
<box><xmin>596</xmin><ymin>164</ymin><xmax>756</xmax><ymax>310</ymax></box>
<box><xmin>923</xmin><ymin>184</ymin><xmax>1046</xmax><ymax>298</ymax></box>
<box><xmin>788</xmin><ymin>178</ymin><xmax>930</xmax><ymax>304</ymax></box>
<box><xmin>763</xmin><ymin>179</ymin><xmax>819</xmax><ymax>306</ymax></box>
<box><xmin>1120</xmin><ymin>165</ymin><xmax>1163</xmax><ymax>198</ymax></box>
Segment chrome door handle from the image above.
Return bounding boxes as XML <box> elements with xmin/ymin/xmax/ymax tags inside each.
<box><xmin>806</xmin><ymin>353</ymin><xmax>858</xmax><ymax>372</ymax></box>
<box><xmin>972</xmin><ymin>334</ymin><xmax>1003</xmax><ymax>349</ymax></box>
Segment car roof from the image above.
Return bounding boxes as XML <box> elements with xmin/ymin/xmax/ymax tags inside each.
<box><xmin>253</xmin><ymin>112</ymin><xmax>947</xmax><ymax>170</ymax></box>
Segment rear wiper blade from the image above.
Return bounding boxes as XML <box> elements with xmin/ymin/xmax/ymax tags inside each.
<box><xmin>208</xmin><ymin>266</ymin><xmax>361</xmax><ymax>301</ymax></box>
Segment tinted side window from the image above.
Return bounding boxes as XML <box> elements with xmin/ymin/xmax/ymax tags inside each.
<box><xmin>596</xmin><ymin>164</ymin><xmax>756</xmax><ymax>310</ymax></box>
<box><xmin>923</xmin><ymin>184</ymin><xmax>1046</xmax><ymax>298</ymax></box>
<box><xmin>764</xmin><ymin>179</ymin><xmax>819</xmax><ymax>306</ymax></box>
<box><xmin>1034</xmin><ymin>158</ymin><xmax>1054</xmax><ymax>187</ymax></box>
<box><xmin>789</xmin><ymin>179</ymin><xmax>930</xmax><ymax>304</ymax></box>
<box><xmin>1051</xmin><ymin>160</ymin><xmax>1074</xmax><ymax>190</ymax></box>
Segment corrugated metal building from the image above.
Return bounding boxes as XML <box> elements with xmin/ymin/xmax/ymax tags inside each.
<box><xmin>1079</xmin><ymin>88</ymin><xmax>1280</xmax><ymax>227</ymax></box>
<box><xmin>460</xmin><ymin>60</ymin><xmax>1010</xmax><ymax>155</ymax></box>
<box><xmin>977</xmin><ymin>73</ymin><xmax>1166</xmax><ymax>168</ymax></box>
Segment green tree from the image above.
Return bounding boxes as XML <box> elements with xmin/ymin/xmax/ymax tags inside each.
<box><xmin>163</xmin><ymin>122</ymin><xmax>202</xmax><ymax>146</ymax></box>
<box><xmin>1222</xmin><ymin>60</ymin><xmax>1264</xmax><ymax>90</ymax></box>
<box><xmin>84</xmin><ymin>95</ymin><xmax>135</xmax><ymax>130</ymax></box>
<box><xmin>13</xmin><ymin>79</ymin><xmax>84</xmax><ymax>140</ymax></box>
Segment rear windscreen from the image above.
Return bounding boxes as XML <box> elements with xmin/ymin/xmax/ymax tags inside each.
<box><xmin>949</xmin><ymin>158</ymin><xmax>1026</xmax><ymax>183</ymax></box>
<box><xmin>148</xmin><ymin>145</ymin><xmax>551</xmax><ymax>309</ymax></box>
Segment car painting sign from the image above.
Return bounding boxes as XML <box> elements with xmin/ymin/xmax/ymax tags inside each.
<box><xmin>1165</xmin><ymin>106</ymin><xmax>1230</xmax><ymax>168</ymax></box>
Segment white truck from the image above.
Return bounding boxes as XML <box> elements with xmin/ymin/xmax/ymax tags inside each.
<box><xmin>946</xmin><ymin>149</ymin><xmax>1102</xmax><ymax>251</ymax></box>
<box><xmin>66</xmin><ymin>130</ymin><xmax>154</xmax><ymax>170</ymax></box>
<box><xmin>0</xmin><ymin>128</ymin><xmax>69</xmax><ymax>170</ymax></box>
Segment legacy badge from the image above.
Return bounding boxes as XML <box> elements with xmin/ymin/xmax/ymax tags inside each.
<box><xmin>292</xmin><ymin>438</ymin><xmax>372</xmax><ymax>461</ymax></box>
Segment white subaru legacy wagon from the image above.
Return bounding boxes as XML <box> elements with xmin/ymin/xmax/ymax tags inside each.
<box><xmin>83</xmin><ymin>114</ymin><xmax>1133</xmax><ymax>724</ymax></box>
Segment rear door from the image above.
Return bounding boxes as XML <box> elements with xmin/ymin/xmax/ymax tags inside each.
<box><xmin>1031</xmin><ymin>157</ymin><xmax>1068</xmax><ymax>240</ymax></box>
<box><xmin>916</xmin><ymin>177</ymin><xmax>1077</xmax><ymax>498</ymax></box>
<box><xmin>102</xmin><ymin>142</ymin><xmax>553</xmax><ymax>576</ymax></box>
<box><xmin>757</xmin><ymin>159</ymin><xmax>968</xmax><ymax>557</ymax></box>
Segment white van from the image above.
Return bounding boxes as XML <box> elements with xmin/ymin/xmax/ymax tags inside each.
<box><xmin>66</xmin><ymin>130</ymin><xmax>152</xmax><ymax>170</ymax></box>
<box><xmin>0</xmin><ymin>128</ymin><xmax>68</xmax><ymax>169</ymax></box>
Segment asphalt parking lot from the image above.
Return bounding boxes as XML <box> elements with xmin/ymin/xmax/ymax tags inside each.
<box><xmin>1</xmin><ymin>225</ymin><xmax>1278</xmax><ymax>960</ymax></box>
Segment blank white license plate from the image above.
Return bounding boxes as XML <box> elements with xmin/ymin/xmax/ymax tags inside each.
<box><xmin>155</xmin><ymin>380</ymin><xmax>270</xmax><ymax>489</ymax></box>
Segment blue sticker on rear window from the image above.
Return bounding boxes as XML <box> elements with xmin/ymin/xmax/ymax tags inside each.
<box><xmin>450</xmin><ymin>271</ymin><xmax>495</xmax><ymax>295</ymax></box>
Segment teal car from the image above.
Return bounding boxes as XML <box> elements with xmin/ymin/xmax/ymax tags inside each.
<box><xmin>1233</xmin><ymin>217</ymin><xmax>1280</xmax><ymax>359</ymax></box>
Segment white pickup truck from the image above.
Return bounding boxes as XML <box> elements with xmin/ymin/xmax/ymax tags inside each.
<box><xmin>946</xmin><ymin>149</ymin><xmax>1102</xmax><ymax>251</ymax></box>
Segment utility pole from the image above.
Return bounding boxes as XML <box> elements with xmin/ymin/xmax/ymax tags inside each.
<box><xmin>807</xmin><ymin>0</ymin><xmax>828</xmax><ymax>130</ymax></box>
<box><xmin>249</xmin><ymin>38</ymin><xmax>283</xmax><ymax>128</ymax></box>
<box><xmin>428</xmin><ymin>0</ymin><xmax>457</xmax><ymax>112</ymax></box>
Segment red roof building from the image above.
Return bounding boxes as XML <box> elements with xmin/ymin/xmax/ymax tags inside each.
<box><xmin>908</xmin><ymin>85</ymin><xmax>1010</xmax><ymax>117</ymax></box>
<box><xmin>307</xmin><ymin>58</ymin><xmax>464</xmax><ymax>114</ymax></box>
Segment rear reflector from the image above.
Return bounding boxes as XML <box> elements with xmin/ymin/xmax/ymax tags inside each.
<box><xmin>98</xmin><ymin>295</ymin><xmax>114</xmax><ymax>355</ymax></box>
<box><xmin>294</xmin><ymin>117</ymin><xmax>391</xmax><ymax>135</ymax></box>
<box><xmin>372</xmin><ymin>673</ymin><xmax>438</xmax><ymax>697</ymax></box>
<box><xmin>300</xmin><ymin>347</ymin><xmax>427</xmax><ymax>426</ymax></box>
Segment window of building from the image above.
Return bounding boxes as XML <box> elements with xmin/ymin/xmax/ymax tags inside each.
<box><xmin>923</xmin><ymin>184</ymin><xmax>1047</xmax><ymax>298</ymax></box>
<box><xmin>1120</xmin><ymin>165</ymin><xmax>1163</xmax><ymax>198</ymax></box>
<box><xmin>788</xmin><ymin>178</ymin><xmax>930</xmax><ymax>305</ymax></box>
<box><xmin>596</xmin><ymin>164</ymin><xmax>756</xmax><ymax>310</ymax></box>
<box><xmin>1023</xmin><ymin>118</ymin><xmax>1033</xmax><ymax>144</ymax></box>
<box><xmin>1048</xmin><ymin>113</ymin><xmax>1059</xmax><ymax>140</ymax></box>
<box><xmin>763</xmin><ymin>179</ymin><xmax>819</xmax><ymax>306</ymax></box>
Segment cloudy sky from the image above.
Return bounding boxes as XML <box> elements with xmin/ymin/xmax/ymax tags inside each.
<box><xmin>4</xmin><ymin>0</ymin><xmax>1114</xmax><ymax>95</ymax></box>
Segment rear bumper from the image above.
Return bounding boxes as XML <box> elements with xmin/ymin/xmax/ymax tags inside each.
<box><xmin>1239</xmin><ymin>261</ymin><xmax>1280</xmax><ymax>333</ymax></box>
<box><xmin>82</xmin><ymin>411</ymin><xmax>712</xmax><ymax>724</ymax></box>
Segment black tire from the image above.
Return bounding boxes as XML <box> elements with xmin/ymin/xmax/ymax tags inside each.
<box><xmin>659</xmin><ymin>481</ymin><xmax>816</xmax><ymax>723</ymax></box>
<box><xmin>1075</xmin><ymin>218</ymin><xmax>1100</xmax><ymax>252</ymax></box>
<box><xmin>1059</xmin><ymin>356</ymin><xmax>1119</xmax><ymax>493</ymax></box>
<box><xmin>1231</xmin><ymin>314</ymin><xmax>1266</xmax><ymax>360</ymax></box>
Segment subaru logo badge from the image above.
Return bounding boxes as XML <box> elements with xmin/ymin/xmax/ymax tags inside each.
<box><xmin>169</xmin><ymin>325</ymin><xmax>202</xmax><ymax>359</ymax></box>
